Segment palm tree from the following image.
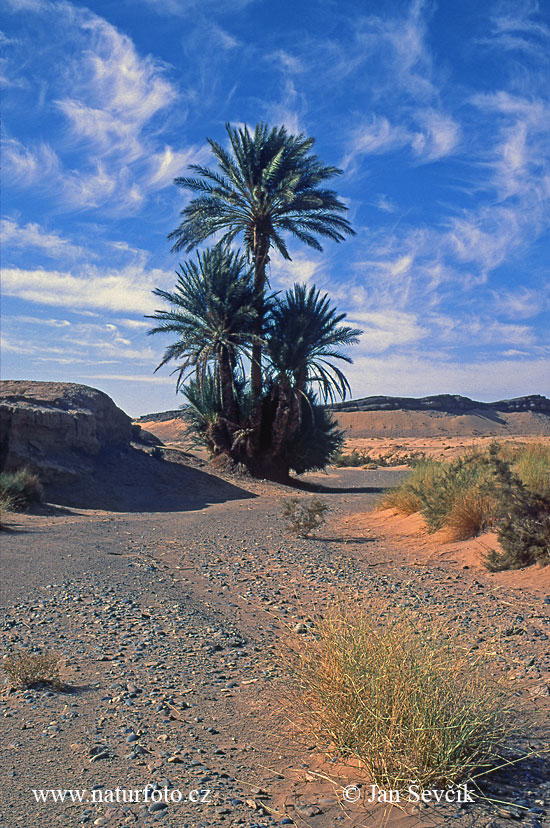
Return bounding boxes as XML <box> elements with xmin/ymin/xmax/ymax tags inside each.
<box><xmin>267</xmin><ymin>283</ymin><xmax>361</xmax><ymax>403</ymax></box>
<box><xmin>168</xmin><ymin>122</ymin><xmax>355</xmax><ymax>397</ymax></box>
<box><xmin>147</xmin><ymin>245</ymin><xmax>258</xmax><ymax>427</ymax></box>
<box><xmin>264</xmin><ymin>284</ymin><xmax>361</xmax><ymax>474</ymax></box>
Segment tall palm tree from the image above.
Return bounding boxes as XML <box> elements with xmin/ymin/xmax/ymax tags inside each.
<box><xmin>265</xmin><ymin>284</ymin><xmax>361</xmax><ymax>469</ymax></box>
<box><xmin>146</xmin><ymin>245</ymin><xmax>258</xmax><ymax>426</ymax></box>
<box><xmin>267</xmin><ymin>283</ymin><xmax>361</xmax><ymax>401</ymax></box>
<box><xmin>168</xmin><ymin>122</ymin><xmax>355</xmax><ymax>397</ymax></box>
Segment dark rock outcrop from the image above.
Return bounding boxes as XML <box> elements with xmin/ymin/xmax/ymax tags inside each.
<box><xmin>329</xmin><ymin>394</ymin><xmax>550</xmax><ymax>414</ymax></box>
<box><xmin>0</xmin><ymin>381</ymin><xmax>133</xmax><ymax>485</ymax></box>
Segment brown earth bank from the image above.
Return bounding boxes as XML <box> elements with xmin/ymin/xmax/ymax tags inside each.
<box><xmin>1</xmin><ymin>464</ymin><xmax>549</xmax><ymax>828</ymax></box>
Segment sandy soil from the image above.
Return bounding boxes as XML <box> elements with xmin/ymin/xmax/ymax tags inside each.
<box><xmin>333</xmin><ymin>409</ymin><xmax>550</xmax><ymax>439</ymax></box>
<box><xmin>1</xmin><ymin>460</ymin><xmax>549</xmax><ymax>828</ymax></box>
<box><xmin>138</xmin><ymin>411</ymin><xmax>550</xmax><ymax>464</ymax></box>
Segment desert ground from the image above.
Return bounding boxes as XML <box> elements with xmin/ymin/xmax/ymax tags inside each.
<box><xmin>1</xmin><ymin>407</ymin><xmax>550</xmax><ymax>828</ymax></box>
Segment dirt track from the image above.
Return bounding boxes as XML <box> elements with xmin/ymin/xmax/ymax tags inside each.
<box><xmin>1</xmin><ymin>464</ymin><xmax>549</xmax><ymax>828</ymax></box>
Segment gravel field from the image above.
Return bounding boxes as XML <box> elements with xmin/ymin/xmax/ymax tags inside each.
<box><xmin>1</xmin><ymin>466</ymin><xmax>549</xmax><ymax>828</ymax></box>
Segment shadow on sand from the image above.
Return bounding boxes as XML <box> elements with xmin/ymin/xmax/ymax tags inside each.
<box><xmin>289</xmin><ymin>478</ymin><xmax>389</xmax><ymax>495</ymax></box>
<box><xmin>45</xmin><ymin>446</ymin><xmax>256</xmax><ymax>512</ymax></box>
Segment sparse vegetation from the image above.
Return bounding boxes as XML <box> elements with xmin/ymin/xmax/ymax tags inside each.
<box><xmin>283</xmin><ymin>497</ymin><xmax>329</xmax><ymax>538</ymax></box>
<box><xmin>0</xmin><ymin>492</ymin><xmax>16</xmax><ymax>529</ymax></box>
<box><xmin>334</xmin><ymin>448</ymin><xmax>426</xmax><ymax>468</ymax></box>
<box><xmin>513</xmin><ymin>442</ymin><xmax>550</xmax><ymax>498</ymax></box>
<box><xmin>284</xmin><ymin>605</ymin><xmax>512</xmax><ymax>793</ymax></box>
<box><xmin>380</xmin><ymin>442</ymin><xmax>550</xmax><ymax>567</ymax></box>
<box><xmin>2</xmin><ymin>649</ymin><xmax>62</xmax><ymax>690</ymax></box>
<box><xmin>483</xmin><ymin>449</ymin><xmax>550</xmax><ymax>571</ymax></box>
<box><xmin>380</xmin><ymin>459</ymin><xmax>445</xmax><ymax>515</ymax></box>
<box><xmin>0</xmin><ymin>469</ymin><xmax>43</xmax><ymax>510</ymax></box>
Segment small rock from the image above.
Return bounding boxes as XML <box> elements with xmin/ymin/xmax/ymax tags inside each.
<box><xmin>148</xmin><ymin>800</ymin><xmax>168</xmax><ymax>813</ymax></box>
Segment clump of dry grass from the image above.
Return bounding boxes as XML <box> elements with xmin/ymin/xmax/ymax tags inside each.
<box><xmin>283</xmin><ymin>606</ymin><xmax>512</xmax><ymax>794</ymax></box>
<box><xmin>0</xmin><ymin>492</ymin><xmax>16</xmax><ymax>529</ymax></box>
<box><xmin>380</xmin><ymin>459</ymin><xmax>445</xmax><ymax>515</ymax></box>
<box><xmin>282</xmin><ymin>497</ymin><xmax>329</xmax><ymax>538</ymax></box>
<box><xmin>379</xmin><ymin>442</ymin><xmax>550</xmax><ymax>561</ymax></box>
<box><xmin>0</xmin><ymin>468</ymin><xmax>43</xmax><ymax>510</ymax></box>
<box><xmin>442</xmin><ymin>489</ymin><xmax>500</xmax><ymax>541</ymax></box>
<box><xmin>514</xmin><ymin>442</ymin><xmax>550</xmax><ymax>498</ymax></box>
<box><xmin>2</xmin><ymin>650</ymin><xmax>62</xmax><ymax>690</ymax></box>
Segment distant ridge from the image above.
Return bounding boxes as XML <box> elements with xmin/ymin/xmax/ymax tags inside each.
<box><xmin>329</xmin><ymin>394</ymin><xmax>550</xmax><ymax>414</ymax></box>
<box><xmin>134</xmin><ymin>408</ymin><xmax>185</xmax><ymax>423</ymax></box>
<box><xmin>135</xmin><ymin>394</ymin><xmax>550</xmax><ymax>423</ymax></box>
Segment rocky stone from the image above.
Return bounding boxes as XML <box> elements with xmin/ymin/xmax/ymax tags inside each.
<box><xmin>0</xmin><ymin>381</ymin><xmax>132</xmax><ymax>485</ymax></box>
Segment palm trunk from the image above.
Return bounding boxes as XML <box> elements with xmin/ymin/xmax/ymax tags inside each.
<box><xmin>218</xmin><ymin>348</ymin><xmax>239</xmax><ymax>426</ymax></box>
<box><xmin>251</xmin><ymin>232</ymin><xmax>269</xmax><ymax>399</ymax></box>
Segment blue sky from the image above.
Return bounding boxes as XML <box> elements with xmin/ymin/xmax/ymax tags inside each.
<box><xmin>2</xmin><ymin>0</ymin><xmax>549</xmax><ymax>416</ymax></box>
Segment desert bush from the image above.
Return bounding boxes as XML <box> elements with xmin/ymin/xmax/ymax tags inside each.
<box><xmin>381</xmin><ymin>452</ymin><xmax>499</xmax><ymax>537</ymax></box>
<box><xmin>483</xmin><ymin>449</ymin><xmax>550</xmax><ymax>570</ymax></box>
<box><xmin>383</xmin><ymin>444</ymin><xmax>550</xmax><ymax>567</ymax></box>
<box><xmin>2</xmin><ymin>650</ymin><xmax>62</xmax><ymax>690</ymax></box>
<box><xmin>0</xmin><ymin>469</ymin><xmax>43</xmax><ymax>510</ymax></box>
<box><xmin>380</xmin><ymin>459</ymin><xmax>445</xmax><ymax>515</ymax></box>
<box><xmin>283</xmin><ymin>497</ymin><xmax>329</xmax><ymax>537</ymax></box>
<box><xmin>284</xmin><ymin>606</ymin><xmax>511</xmax><ymax>793</ymax></box>
<box><xmin>413</xmin><ymin>452</ymin><xmax>499</xmax><ymax>533</ymax></box>
<box><xmin>514</xmin><ymin>442</ymin><xmax>550</xmax><ymax>498</ymax></box>
<box><xmin>0</xmin><ymin>492</ymin><xmax>16</xmax><ymax>529</ymax></box>
<box><xmin>334</xmin><ymin>449</ymin><xmax>426</xmax><ymax>468</ymax></box>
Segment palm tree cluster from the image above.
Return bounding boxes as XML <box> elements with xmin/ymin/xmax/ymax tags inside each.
<box><xmin>148</xmin><ymin>122</ymin><xmax>360</xmax><ymax>481</ymax></box>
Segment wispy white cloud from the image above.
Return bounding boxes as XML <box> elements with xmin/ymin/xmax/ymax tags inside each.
<box><xmin>344</xmin><ymin>109</ymin><xmax>460</xmax><ymax>169</ymax></box>
<box><xmin>1</xmin><ymin>217</ymin><xmax>84</xmax><ymax>258</ymax></box>
<box><xmin>344</xmin><ymin>353</ymin><xmax>550</xmax><ymax>400</ymax></box>
<box><xmin>2</xmin><ymin>5</ymin><xmax>200</xmax><ymax>214</ymax></box>
<box><xmin>483</xmin><ymin>1</ymin><xmax>550</xmax><ymax>62</ymax></box>
<box><xmin>349</xmin><ymin>309</ymin><xmax>428</xmax><ymax>353</ymax></box>
<box><xmin>2</xmin><ymin>138</ymin><xmax>60</xmax><ymax>186</ymax></box>
<box><xmin>2</xmin><ymin>266</ymin><xmax>171</xmax><ymax>314</ymax></box>
<box><xmin>132</xmin><ymin>0</ymin><xmax>254</xmax><ymax>15</ymax></box>
<box><xmin>411</xmin><ymin>109</ymin><xmax>461</xmax><ymax>161</ymax></box>
<box><xmin>492</xmin><ymin>286</ymin><xmax>550</xmax><ymax>319</ymax></box>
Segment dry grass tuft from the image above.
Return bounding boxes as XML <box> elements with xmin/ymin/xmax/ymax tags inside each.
<box><xmin>441</xmin><ymin>490</ymin><xmax>499</xmax><ymax>541</ymax></box>
<box><xmin>282</xmin><ymin>605</ymin><xmax>512</xmax><ymax>794</ymax></box>
<box><xmin>2</xmin><ymin>650</ymin><xmax>62</xmax><ymax>690</ymax></box>
<box><xmin>0</xmin><ymin>468</ymin><xmax>43</xmax><ymax>510</ymax></box>
<box><xmin>0</xmin><ymin>492</ymin><xmax>16</xmax><ymax>529</ymax></box>
<box><xmin>514</xmin><ymin>443</ymin><xmax>550</xmax><ymax>497</ymax></box>
<box><xmin>379</xmin><ymin>460</ymin><xmax>444</xmax><ymax>515</ymax></box>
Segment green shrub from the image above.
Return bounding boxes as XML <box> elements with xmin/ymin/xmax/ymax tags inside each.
<box><xmin>380</xmin><ymin>459</ymin><xmax>446</xmax><ymax>515</ymax></box>
<box><xmin>284</xmin><ymin>606</ymin><xmax>511</xmax><ymax>793</ymax></box>
<box><xmin>484</xmin><ymin>449</ymin><xmax>550</xmax><ymax>570</ymax></box>
<box><xmin>283</xmin><ymin>497</ymin><xmax>329</xmax><ymax>538</ymax></box>
<box><xmin>0</xmin><ymin>469</ymin><xmax>43</xmax><ymax>509</ymax></box>
<box><xmin>413</xmin><ymin>452</ymin><xmax>499</xmax><ymax>533</ymax></box>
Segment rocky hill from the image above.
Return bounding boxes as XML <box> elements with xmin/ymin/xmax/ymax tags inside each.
<box><xmin>135</xmin><ymin>394</ymin><xmax>550</xmax><ymax>423</ymax></box>
<box><xmin>329</xmin><ymin>393</ymin><xmax>550</xmax><ymax>414</ymax></box>
<box><xmin>0</xmin><ymin>381</ymin><xmax>133</xmax><ymax>485</ymax></box>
